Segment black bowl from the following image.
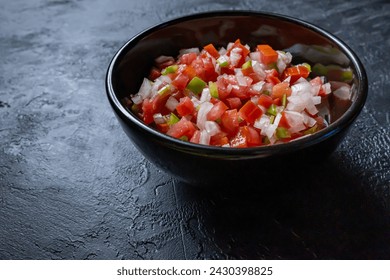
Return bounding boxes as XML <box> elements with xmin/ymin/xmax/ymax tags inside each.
<box><xmin>106</xmin><ymin>11</ymin><xmax>367</xmax><ymax>186</ymax></box>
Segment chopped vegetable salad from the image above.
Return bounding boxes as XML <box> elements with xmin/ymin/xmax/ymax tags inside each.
<box><xmin>127</xmin><ymin>39</ymin><xmax>335</xmax><ymax>147</ymax></box>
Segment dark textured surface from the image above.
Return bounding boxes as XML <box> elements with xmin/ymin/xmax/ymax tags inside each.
<box><xmin>0</xmin><ymin>0</ymin><xmax>389</xmax><ymax>260</ymax></box>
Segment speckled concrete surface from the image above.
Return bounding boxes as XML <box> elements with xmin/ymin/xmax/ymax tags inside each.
<box><xmin>1</xmin><ymin>0</ymin><xmax>389</xmax><ymax>259</ymax></box>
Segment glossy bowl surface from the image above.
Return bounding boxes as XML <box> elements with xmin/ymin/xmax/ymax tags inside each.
<box><xmin>106</xmin><ymin>11</ymin><xmax>367</xmax><ymax>186</ymax></box>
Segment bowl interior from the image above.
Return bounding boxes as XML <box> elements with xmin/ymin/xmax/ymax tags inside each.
<box><xmin>109</xmin><ymin>11</ymin><xmax>366</xmax><ymax>150</ymax></box>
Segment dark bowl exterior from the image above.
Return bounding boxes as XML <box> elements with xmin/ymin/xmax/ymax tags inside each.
<box><xmin>106</xmin><ymin>11</ymin><xmax>367</xmax><ymax>186</ymax></box>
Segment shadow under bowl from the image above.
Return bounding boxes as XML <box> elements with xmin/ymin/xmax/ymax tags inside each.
<box><xmin>106</xmin><ymin>11</ymin><xmax>367</xmax><ymax>186</ymax></box>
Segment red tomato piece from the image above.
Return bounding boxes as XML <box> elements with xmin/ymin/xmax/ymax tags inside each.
<box><xmin>220</xmin><ymin>64</ymin><xmax>236</xmax><ymax>75</ymax></box>
<box><xmin>245</xmin><ymin>126</ymin><xmax>262</xmax><ymax>146</ymax></box>
<box><xmin>238</xmin><ymin>100</ymin><xmax>262</xmax><ymax>124</ymax></box>
<box><xmin>271</xmin><ymin>82</ymin><xmax>291</xmax><ymax>99</ymax></box>
<box><xmin>207</xmin><ymin>101</ymin><xmax>228</xmax><ymax>121</ymax></box>
<box><xmin>210</xmin><ymin>132</ymin><xmax>229</xmax><ymax>146</ymax></box>
<box><xmin>226</xmin><ymin>97</ymin><xmax>242</xmax><ymax>109</ymax></box>
<box><xmin>282</xmin><ymin>65</ymin><xmax>310</xmax><ymax>84</ymax></box>
<box><xmin>257</xmin><ymin>44</ymin><xmax>278</xmax><ymax>65</ymax></box>
<box><xmin>310</xmin><ymin>76</ymin><xmax>327</xmax><ymax>96</ymax></box>
<box><xmin>149</xmin><ymin>67</ymin><xmax>161</xmax><ymax>80</ymax></box>
<box><xmin>176</xmin><ymin>96</ymin><xmax>195</xmax><ymax>117</ymax></box>
<box><xmin>167</xmin><ymin>117</ymin><xmax>197</xmax><ymax>139</ymax></box>
<box><xmin>190</xmin><ymin>130</ymin><xmax>200</xmax><ymax>144</ymax></box>
<box><xmin>258</xmin><ymin>94</ymin><xmax>274</xmax><ymax>108</ymax></box>
<box><xmin>203</xmin><ymin>43</ymin><xmax>220</xmax><ymax>58</ymax></box>
<box><xmin>278</xmin><ymin>111</ymin><xmax>290</xmax><ymax>128</ymax></box>
<box><xmin>171</xmin><ymin>73</ymin><xmax>189</xmax><ymax>90</ymax></box>
<box><xmin>230</xmin><ymin>127</ymin><xmax>248</xmax><ymax>148</ymax></box>
<box><xmin>230</xmin><ymin>126</ymin><xmax>261</xmax><ymax>148</ymax></box>
<box><xmin>265</xmin><ymin>69</ymin><xmax>281</xmax><ymax>85</ymax></box>
<box><xmin>179</xmin><ymin>52</ymin><xmax>197</xmax><ymax>65</ymax></box>
<box><xmin>221</xmin><ymin>109</ymin><xmax>239</xmax><ymax>135</ymax></box>
<box><xmin>141</xmin><ymin>99</ymin><xmax>154</xmax><ymax>124</ymax></box>
<box><xmin>203</xmin><ymin>56</ymin><xmax>218</xmax><ymax>82</ymax></box>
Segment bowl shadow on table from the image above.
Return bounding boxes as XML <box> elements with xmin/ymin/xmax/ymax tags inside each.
<box><xmin>173</xmin><ymin>156</ymin><xmax>390</xmax><ymax>259</ymax></box>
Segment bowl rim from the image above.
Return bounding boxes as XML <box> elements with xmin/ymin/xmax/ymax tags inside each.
<box><xmin>106</xmin><ymin>10</ymin><xmax>368</xmax><ymax>157</ymax></box>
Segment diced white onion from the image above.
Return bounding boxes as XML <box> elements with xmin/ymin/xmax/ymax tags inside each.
<box><xmin>137</xmin><ymin>78</ymin><xmax>152</xmax><ymax>99</ymax></box>
<box><xmin>204</xmin><ymin>121</ymin><xmax>220</xmax><ymax>136</ymax></box>
<box><xmin>196</xmin><ymin>101</ymin><xmax>213</xmax><ymax>130</ymax></box>
<box><xmin>334</xmin><ymin>86</ymin><xmax>351</xmax><ymax>100</ymax></box>
<box><xmin>179</xmin><ymin>48</ymin><xmax>200</xmax><ymax>55</ymax></box>
<box><xmin>250</xmin><ymin>51</ymin><xmax>261</xmax><ymax>62</ymax></box>
<box><xmin>303</xmin><ymin>112</ymin><xmax>317</xmax><ymax>127</ymax></box>
<box><xmin>230</xmin><ymin>48</ymin><xmax>242</xmax><ymax>67</ymax></box>
<box><xmin>155</xmin><ymin>55</ymin><xmax>174</xmax><ymax>64</ymax></box>
<box><xmin>199</xmin><ymin>130</ymin><xmax>211</xmax><ymax>145</ymax></box>
<box><xmin>284</xmin><ymin>111</ymin><xmax>306</xmax><ymax>133</ymax></box>
<box><xmin>322</xmin><ymin>83</ymin><xmax>332</xmax><ymax>95</ymax></box>
<box><xmin>252</xmin><ymin>81</ymin><xmax>265</xmax><ymax>92</ymax></box>
<box><xmin>153</xmin><ymin>113</ymin><xmax>165</xmax><ymax>124</ymax></box>
<box><xmin>131</xmin><ymin>94</ymin><xmax>143</xmax><ymax>105</ymax></box>
<box><xmin>200</xmin><ymin>88</ymin><xmax>211</xmax><ymax>103</ymax></box>
<box><xmin>165</xmin><ymin>96</ymin><xmax>179</xmax><ymax>111</ymax></box>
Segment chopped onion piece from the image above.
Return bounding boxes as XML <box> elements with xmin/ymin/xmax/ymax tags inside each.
<box><xmin>155</xmin><ymin>55</ymin><xmax>174</xmax><ymax>64</ymax></box>
<box><xmin>179</xmin><ymin>48</ymin><xmax>200</xmax><ymax>55</ymax></box>
<box><xmin>153</xmin><ymin>113</ymin><xmax>165</xmax><ymax>124</ymax></box>
<box><xmin>199</xmin><ymin>130</ymin><xmax>211</xmax><ymax>145</ymax></box>
<box><xmin>200</xmin><ymin>88</ymin><xmax>211</xmax><ymax>103</ymax></box>
<box><xmin>165</xmin><ymin>96</ymin><xmax>179</xmax><ymax>111</ymax></box>
<box><xmin>205</xmin><ymin>121</ymin><xmax>220</xmax><ymax>136</ymax></box>
<box><xmin>334</xmin><ymin>86</ymin><xmax>351</xmax><ymax>100</ymax></box>
<box><xmin>136</xmin><ymin>78</ymin><xmax>152</xmax><ymax>99</ymax></box>
<box><xmin>196</xmin><ymin>101</ymin><xmax>213</xmax><ymax>130</ymax></box>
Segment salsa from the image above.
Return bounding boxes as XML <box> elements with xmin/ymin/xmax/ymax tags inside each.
<box><xmin>127</xmin><ymin>39</ymin><xmax>337</xmax><ymax>147</ymax></box>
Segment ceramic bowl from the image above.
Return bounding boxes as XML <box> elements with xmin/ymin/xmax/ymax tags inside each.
<box><xmin>106</xmin><ymin>11</ymin><xmax>367</xmax><ymax>186</ymax></box>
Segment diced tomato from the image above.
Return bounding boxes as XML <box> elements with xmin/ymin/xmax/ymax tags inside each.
<box><xmin>156</xmin><ymin>123</ymin><xmax>169</xmax><ymax>133</ymax></box>
<box><xmin>310</xmin><ymin>76</ymin><xmax>327</xmax><ymax>96</ymax></box>
<box><xmin>245</xmin><ymin>126</ymin><xmax>262</xmax><ymax>146</ymax></box>
<box><xmin>167</xmin><ymin>117</ymin><xmax>197</xmax><ymax>139</ymax></box>
<box><xmin>221</xmin><ymin>109</ymin><xmax>239</xmax><ymax>135</ymax></box>
<box><xmin>140</xmin><ymin>91</ymin><xmax>171</xmax><ymax>125</ymax></box>
<box><xmin>273</xmin><ymin>97</ymin><xmax>281</xmax><ymax>106</ymax></box>
<box><xmin>190</xmin><ymin>130</ymin><xmax>201</xmax><ymax>144</ymax></box>
<box><xmin>171</xmin><ymin>73</ymin><xmax>190</xmax><ymax>90</ymax></box>
<box><xmin>182</xmin><ymin>65</ymin><xmax>196</xmax><ymax>80</ymax></box>
<box><xmin>257</xmin><ymin>44</ymin><xmax>278</xmax><ymax>65</ymax></box>
<box><xmin>231</xmin><ymin>85</ymin><xmax>250</xmax><ymax>99</ymax></box>
<box><xmin>242</xmin><ymin>66</ymin><xmax>261</xmax><ymax>83</ymax></box>
<box><xmin>141</xmin><ymin>99</ymin><xmax>154</xmax><ymax>124</ymax></box>
<box><xmin>220</xmin><ymin>64</ymin><xmax>235</xmax><ymax>75</ymax></box>
<box><xmin>238</xmin><ymin>100</ymin><xmax>262</xmax><ymax>124</ymax></box>
<box><xmin>271</xmin><ymin>82</ymin><xmax>291</xmax><ymax>99</ymax></box>
<box><xmin>203</xmin><ymin>43</ymin><xmax>220</xmax><ymax>58</ymax></box>
<box><xmin>179</xmin><ymin>52</ymin><xmax>197</xmax><ymax>65</ymax></box>
<box><xmin>278</xmin><ymin>111</ymin><xmax>290</xmax><ymax>128</ymax></box>
<box><xmin>258</xmin><ymin>94</ymin><xmax>274</xmax><ymax>108</ymax></box>
<box><xmin>226</xmin><ymin>97</ymin><xmax>242</xmax><ymax>109</ymax></box>
<box><xmin>230</xmin><ymin>126</ymin><xmax>262</xmax><ymax>148</ymax></box>
<box><xmin>230</xmin><ymin>127</ymin><xmax>248</xmax><ymax>148</ymax></box>
<box><xmin>176</xmin><ymin>96</ymin><xmax>194</xmax><ymax>117</ymax></box>
<box><xmin>149</xmin><ymin>67</ymin><xmax>161</xmax><ymax>80</ymax></box>
<box><xmin>203</xmin><ymin>56</ymin><xmax>218</xmax><ymax>82</ymax></box>
<box><xmin>210</xmin><ymin>132</ymin><xmax>229</xmax><ymax>146</ymax></box>
<box><xmin>282</xmin><ymin>65</ymin><xmax>310</xmax><ymax>84</ymax></box>
<box><xmin>207</xmin><ymin>101</ymin><xmax>228</xmax><ymax>121</ymax></box>
<box><xmin>266</xmin><ymin>69</ymin><xmax>281</xmax><ymax>85</ymax></box>
<box><xmin>191</xmin><ymin>57</ymin><xmax>206</xmax><ymax>81</ymax></box>
<box><xmin>157</xmin><ymin>57</ymin><xmax>175</xmax><ymax>70</ymax></box>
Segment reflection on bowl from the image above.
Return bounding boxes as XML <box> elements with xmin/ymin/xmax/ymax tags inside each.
<box><xmin>106</xmin><ymin>11</ymin><xmax>367</xmax><ymax>186</ymax></box>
